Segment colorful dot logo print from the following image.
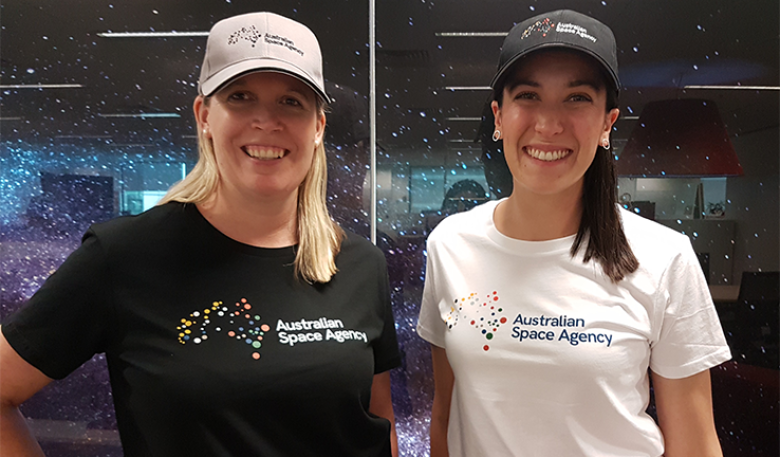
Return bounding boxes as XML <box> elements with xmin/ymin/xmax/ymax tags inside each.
<box><xmin>447</xmin><ymin>291</ymin><xmax>507</xmax><ymax>352</ymax></box>
<box><xmin>176</xmin><ymin>298</ymin><xmax>271</xmax><ymax>360</ymax></box>
<box><xmin>521</xmin><ymin>18</ymin><xmax>556</xmax><ymax>39</ymax></box>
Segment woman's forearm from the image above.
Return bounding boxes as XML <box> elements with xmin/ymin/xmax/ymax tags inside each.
<box><xmin>429</xmin><ymin>408</ymin><xmax>450</xmax><ymax>457</ymax></box>
<box><xmin>429</xmin><ymin>345</ymin><xmax>453</xmax><ymax>457</ymax></box>
<box><xmin>0</xmin><ymin>402</ymin><xmax>46</xmax><ymax>457</ymax></box>
<box><xmin>652</xmin><ymin>369</ymin><xmax>723</xmax><ymax>457</ymax></box>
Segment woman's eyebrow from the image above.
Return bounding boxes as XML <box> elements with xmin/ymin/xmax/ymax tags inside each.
<box><xmin>228</xmin><ymin>78</ymin><xmax>249</xmax><ymax>88</ymax></box>
<box><xmin>289</xmin><ymin>88</ymin><xmax>311</xmax><ymax>98</ymax></box>
<box><xmin>568</xmin><ymin>79</ymin><xmax>602</xmax><ymax>92</ymax></box>
<box><xmin>218</xmin><ymin>80</ymin><xmax>247</xmax><ymax>94</ymax></box>
<box><xmin>506</xmin><ymin>78</ymin><xmax>539</xmax><ymax>92</ymax></box>
<box><xmin>507</xmin><ymin>79</ymin><xmax>602</xmax><ymax>92</ymax></box>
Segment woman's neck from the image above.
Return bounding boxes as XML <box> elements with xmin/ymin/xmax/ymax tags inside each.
<box><xmin>494</xmin><ymin>185</ymin><xmax>583</xmax><ymax>241</ymax></box>
<box><xmin>197</xmin><ymin>187</ymin><xmax>298</xmax><ymax>248</ymax></box>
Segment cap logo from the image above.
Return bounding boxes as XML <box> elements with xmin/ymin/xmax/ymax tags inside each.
<box><xmin>520</xmin><ymin>18</ymin><xmax>556</xmax><ymax>39</ymax></box>
<box><xmin>556</xmin><ymin>22</ymin><xmax>597</xmax><ymax>43</ymax></box>
<box><xmin>227</xmin><ymin>26</ymin><xmax>305</xmax><ymax>56</ymax></box>
<box><xmin>265</xmin><ymin>33</ymin><xmax>304</xmax><ymax>56</ymax></box>
<box><xmin>228</xmin><ymin>26</ymin><xmax>262</xmax><ymax>47</ymax></box>
<box><xmin>520</xmin><ymin>19</ymin><xmax>597</xmax><ymax>43</ymax></box>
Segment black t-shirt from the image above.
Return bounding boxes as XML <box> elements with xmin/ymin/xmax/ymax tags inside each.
<box><xmin>3</xmin><ymin>202</ymin><xmax>401</xmax><ymax>457</ymax></box>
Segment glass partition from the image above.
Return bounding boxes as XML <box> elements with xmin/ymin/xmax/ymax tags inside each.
<box><xmin>1</xmin><ymin>1</ymin><xmax>778</xmax><ymax>456</ymax></box>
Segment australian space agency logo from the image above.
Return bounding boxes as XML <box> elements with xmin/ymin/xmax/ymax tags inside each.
<box><xmin>177</xmin><ymin>298</ymin><xmax>269</xmax><ymax>361</ymax></box>
<box><xmin>228</xmin><ymin>26</ymin><xmax>262</xmax><ymax>46</ymax></box>
<box><xmin>227</xmin><ymin>26</ymin><xmax>304</xmax><ymax>56</ymax></box>
<box><xmin>275</xmin><ymin>317</ymin><xmax>367</xmax><ymax>347</ymax></box>
<box><xmin>177</xmin><ymin>297</ymin><xmax>367</xmax><ymax>361</ymax></box>
<box><xmin>446</xmin><ymin>291</ymin><xmax>508</xmax><ymax>352</ymax></box>
<box><xmin>520</xmin><ymin>19</ymin><xmax>597</xmax><ymax>43</ymax></box>
<box><xmin>521</xmin><ymin>18</ymin><xmax>556</xmax><ymax>39</ymax></box>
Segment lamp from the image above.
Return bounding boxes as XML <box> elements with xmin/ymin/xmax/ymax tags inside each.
<box><xmin>616</xmin><ymin>99</ymin><xmax>743</xmax><ymax>177</ymax></box>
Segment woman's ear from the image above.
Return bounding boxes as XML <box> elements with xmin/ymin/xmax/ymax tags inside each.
<box><xmin>601</xmin><ymin>107</ymin><xmax>619</xmax><ymax>144</ymax></box>
<box><xmin>491</xmin><ymin>100</ymin><xmax>502</xmax><ymax>130</ymax></box>
<box><xmin>193</xmin><ymin>95</ymin><xmax>210</xmax><ymax>137</ymax></box>
<box><xmin>314</xmin><ymin>112</ymin><xmax>326</xmax><ymax>145</ymax></box>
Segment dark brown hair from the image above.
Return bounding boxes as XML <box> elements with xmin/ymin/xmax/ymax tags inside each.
<box><xmin>492</xmin><ymin>52</ymin><xmax>639</xmax><ymax>282</ymax></box>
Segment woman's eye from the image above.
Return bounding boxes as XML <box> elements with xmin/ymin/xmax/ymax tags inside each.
<box><xmin>569</xmin><ymin>94</ymin><xmax>593</xmax><ymax>102</ymax></box>
<box><xmin>282</xmin><ymin>97</ymin><xmax>302</xmax><ymax>107</ymax></box>
<box><xmin>514</xmin><ymin>91</ymin><xmax>537</xmax><ymax>100</ymax></box>
<box><xmin>227</xmin><ymin>92</ymin><xmax>250</xmax><ymax>101</ymax></box>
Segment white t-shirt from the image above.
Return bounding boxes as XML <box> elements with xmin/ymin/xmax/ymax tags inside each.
<box><xmin>417</xmin><ymin>200</ymin><xmax>731</xmax><ymax>457</ymax></box>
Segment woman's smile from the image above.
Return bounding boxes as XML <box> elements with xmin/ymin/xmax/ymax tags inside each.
<box><xmin>242</xmin><ymin>145</ymin><xmax>288</xmax><ymax>160</ymax></box>
<box><xmin>523</xmin><ymin>146</ymin><xmax>573</xmax><ymax>162</ymax></box>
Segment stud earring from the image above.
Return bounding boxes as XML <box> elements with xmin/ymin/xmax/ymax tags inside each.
<box><xmin>492</xmin><ymin>129</ymin><xmax>502</xmax><ymax>142</ymax></box>
<box><xmin>601</xmin><ymin>140</ymin><xmax>610</xmax><ymax>149</ymax></box>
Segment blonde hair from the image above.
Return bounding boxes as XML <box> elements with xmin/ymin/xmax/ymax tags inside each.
<box><xmin>159</xmin><ymin>101</ymin><xmax>344</xmax><ymax>283</ymax></box>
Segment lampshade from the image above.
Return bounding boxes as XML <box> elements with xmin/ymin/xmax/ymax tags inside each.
<box><xmin>616</xmin><ymin>99</ymin><xmax>744</xmax><ymax>177</ymax></box>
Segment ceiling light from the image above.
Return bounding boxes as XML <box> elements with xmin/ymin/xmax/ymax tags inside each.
<box><xmin>97</xmin><ymin>31</ymin><xmax>208</xmax><ymax>38</ymax></box>
<box><xmin>684</xmin><ymin>85</ymin><xmax>780</xmax><ymax>91</ymax></box>
<box><xmin>111</xmin><ymin>143</ymin><xmax>156</xmax><ymax>147</ymax></box>
<box><xmin>446</xmin><ymin>117</ymin><xmax>482</xmax><ymax>121</ymax></box>
<box><xmin>0</xmin><ymin>117</ymin><xmax>23</xmax><ymax>121</ymax></box>
<box><xmin>55</xmin><ymin>135</ymin><xmax>112</xmax><ymax>140</ymax></box>
<box><xmin>435</xmin><ymin>32</ymin><xmax>507</xmax><ymax>37</ymax></box>
<box><xmin>445</xmin><ymin>86</ymin><xmax>492</xmax><ymax>91</ymax></box>
<box><xmin>619</xmin><ymin>116</ymin><xmax>640</xmax><ymax>120</ymax></box>
<box><xmin>97</xmin><ymin>113</ymin><xmax>181</xmax><ymax>119</ymax></box>
<box><xmin>0</xmin><ymin>84</ymin><xmax>83</xmax><ymax>89</ymax></box>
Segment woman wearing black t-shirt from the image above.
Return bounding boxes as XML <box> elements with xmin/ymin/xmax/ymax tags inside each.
<box><xmin>1</xmin><ymin>12</ymin><xmax>400</xmax><ymax>457</ymax></box>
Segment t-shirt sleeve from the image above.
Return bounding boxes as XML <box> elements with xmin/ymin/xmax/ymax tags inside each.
<box><xmin>649</xmin><ymin>238</ymin><xmax>732</xmax><ymax>379</ymax></box>
<box><xmin>416</xmin><ymin>237</ymin><xmax>447</xmax><ymax>348</ymax></box>
<box><xmin>373</xmin><ymin>253</ymin><xmax>401</xmax><ymax>374</ymax></box>
<box><xmin>1</xmin><ymin>230</ymin><xmax>114</xmax><ymax>380</ymax></box>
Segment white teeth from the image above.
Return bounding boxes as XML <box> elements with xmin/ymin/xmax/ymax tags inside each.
<box><xmin>244</xmin><ymin>146</ymin><xmax>285</xmax><ymax>160</ymax></box>
<box><xmin>525</xmin><ymin>147</ymin><xmax>570</xmax><ymax>162</ymax></box>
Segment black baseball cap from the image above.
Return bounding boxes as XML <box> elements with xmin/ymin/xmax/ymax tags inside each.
<box><xmin>490</xmin><ymin>9</ymin><xmax>619</xmax><ymax>93</ymax></box>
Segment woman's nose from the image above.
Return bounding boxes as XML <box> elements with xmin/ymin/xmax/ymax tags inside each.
<box><xmin>250</xmin><ymin>104</ymin><xmax>283</xmax><ymax>130</ymax></box>
<box><xmin>534</xmin><ymin>105</ymin><xmax>564</xmax><ymax>136</ymax></box>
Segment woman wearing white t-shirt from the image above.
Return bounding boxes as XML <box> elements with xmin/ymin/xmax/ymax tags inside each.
<box><xmin>417</xmin><ymin>9</ymin><xmax>730</xmax><ymax>457</ymax></box>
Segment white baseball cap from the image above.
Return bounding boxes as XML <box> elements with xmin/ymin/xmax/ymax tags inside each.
<box><xmin>198</xmin><ymin>12</ymin><xmax>331</xmax><ymax>103</ymax></box>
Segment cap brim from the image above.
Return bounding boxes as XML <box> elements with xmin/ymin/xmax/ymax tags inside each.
<box><xmin>200</xmin><ymin>57</ymin><xmax>331</xmax><ymax>103</ymax></box>
<box><xmin>490</xmin><ymin>42</ymin><xmax>619</xmax><ymax>93</ymax></box>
